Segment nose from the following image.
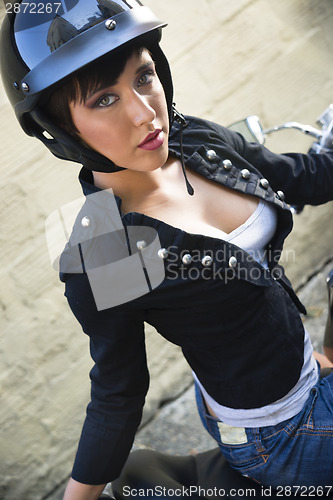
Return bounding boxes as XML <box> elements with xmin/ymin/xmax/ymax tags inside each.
<box><xmin>126</xmin><ymin>91</ymin><xmax>156</xmax><ymax>127</ymax></box>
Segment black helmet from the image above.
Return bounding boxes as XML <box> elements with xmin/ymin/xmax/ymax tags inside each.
<box><xmin>0</xmin><ymin>0</ymin><xmax>174</xmax><ymax>172</ymax></box>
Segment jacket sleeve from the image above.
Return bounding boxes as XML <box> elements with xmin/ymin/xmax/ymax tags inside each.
<box><xmin>184</xmin><ymin>116</ymin><xmax>333</xmax><ymax>206</ymax></box>
<box><xmin>237</xmin><ymin>134</ymin><xmax>333</xmax><ymax>206</ymax></box>
<box><xmin>62</xmin><ymin>272</ymin><xmax>149</xmax><ymax>485</ymax></box>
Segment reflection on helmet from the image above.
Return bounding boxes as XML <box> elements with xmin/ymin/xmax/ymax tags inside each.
<box><xmin>15</xmin><ymin>0</ymin><xmax>143</xmax><ymax>68</ymax></box>
<box><xmin>0</xmin><ymin>0</ymin><xmax>174</xmax><ymax>173</ymax></box>
<box><xmin>47</xmin><ymin>16</ymin><xmax>81</xmax><ymax>52</ymax></box>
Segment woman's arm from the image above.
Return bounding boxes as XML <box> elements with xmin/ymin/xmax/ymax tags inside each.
<box><xmin>63</xmin><ymin>478</ymin><xmax>106</xmax><ymax>500</ymax></box>
<box><xmin>61</xmin><ymin>272</ymin><xmax>149</xmax><ymax>486</ymax></box>
<box><xmin>179</xmin><ymin>116</ymin><xmax>333</xmax><ymax>206</ymax></box>
<box><xmin>240</xmin><ymin>139</ymin><xmax>333</xmax><ymax>206</ymax></box>
<box><xmin>221</xmin><ymin>121</ymin><xmax>333</xmax><ymax>206</ymax></box>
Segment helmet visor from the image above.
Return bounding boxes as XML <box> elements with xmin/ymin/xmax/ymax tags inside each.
<box><xmin>14</xmin><ymin>0</ymin><xmax>166</xmax><ymax>95</ymax></box>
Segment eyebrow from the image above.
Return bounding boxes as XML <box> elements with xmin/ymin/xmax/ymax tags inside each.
<box><xmin>135</xmin><ymin>61</ymin><xmax>154</xmax><ymax>75</ymax></box>
<box><xmin>85</xmin><ymin>60</ymin><xmax>155</xmax><ymax>102</ymax></box>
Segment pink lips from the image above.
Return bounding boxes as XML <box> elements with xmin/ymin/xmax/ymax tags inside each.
<box><xmin>138</xmin><ymin>129</ymin><xmax>164</xmax><ymax>150</ymax></box>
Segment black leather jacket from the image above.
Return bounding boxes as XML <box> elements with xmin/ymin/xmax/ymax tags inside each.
<box><xmin>60</xmin><ymin>115</ymin><xmax>333</xmax><ymax>485</ymax></box>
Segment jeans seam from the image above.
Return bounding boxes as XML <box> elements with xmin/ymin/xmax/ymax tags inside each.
<box><xmin>219</xmin><ymin>440</ymin><xmax>254</xmax><ymax>449</ymax></box>
<box><xmin>226</xmin><ymin>452</ymin><xmax>265</xmax><ymax>466</ymax></box>
<box><xmin>254</xmin><ymin>428</ymin><xmax>266</xmax><ymax>453</ymax></box>
<box><xmin>283</xmin><ymin>424</ymin><xmax>296</xmax><ymax>438</ymax></box>
<box><xmin>261</xmin><ymin>424</ymin><xmax>291</xmax><ymax>440</ymax></box>
<box><xmin>305</xmin><ymin>405</ymin><xmax>314</xmax><ymax>428</ymax></box>
<box><xmin>295</xmin><ymin>429</ymin><xmax>333</xmax><ymax>437</ymax></box>
<box><xmin>232</xmin><ymin>456</ymin><xmax>268</xmax><ymax>473</ymax></box>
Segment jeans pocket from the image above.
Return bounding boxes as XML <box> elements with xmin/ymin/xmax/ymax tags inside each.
<box><xmin>296</xmin><ymin>387</ymin><xmax>318</xmax><ymax>432</ymax></box>
<box><xmin>221</xmin><ymin>443</ymin><xmax>270</xmax><ymax>484</ymax></box>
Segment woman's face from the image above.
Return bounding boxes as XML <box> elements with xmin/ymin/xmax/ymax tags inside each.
<box><xmin>69</xmin><ymin>49</ymin><xmax>170</xmax><ymax>172</ymax></box>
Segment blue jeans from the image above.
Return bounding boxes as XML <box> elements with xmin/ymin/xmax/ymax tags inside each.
<box><xmin>195</xmin><ymin>374</ymin><xmax>333</xmax><ymax>488</ymax></box>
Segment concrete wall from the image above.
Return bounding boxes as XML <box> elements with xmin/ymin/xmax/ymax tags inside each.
<box><xmin>1</xmin><ymin>1</ymin><xmax>333</xmax><ymax>498</ymax></box>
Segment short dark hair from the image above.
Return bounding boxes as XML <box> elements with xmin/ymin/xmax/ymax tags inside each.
<box><xmin>44</xmin><ymin>43</ymin><xmax>143</xmax><ymax>136</ymax></box>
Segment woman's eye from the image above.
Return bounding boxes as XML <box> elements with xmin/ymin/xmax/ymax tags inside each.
<box><xmin>96</xmin><ymin>94</ymin><xmax>117</xmax><ymax>107</ymax></box>
<box><xmin>137</xmin><ymin>71</ymin><xmax>154</xmax><ymax>87</ymax></box>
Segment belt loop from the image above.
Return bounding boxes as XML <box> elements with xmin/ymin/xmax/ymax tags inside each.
<box><xmin>253</xmin><ymin>427</ymin><xmax>267</xmax><ymax>453</ymax></box>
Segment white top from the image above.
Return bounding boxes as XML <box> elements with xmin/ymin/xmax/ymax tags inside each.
<box><xmin>220</xmin><ymin>199</ymin><xmax>277</xmax><ymax>268</ymax></box>
<box><xmin>193</xmin><ymin>199</ymin><xmax>319</xmax><ymax>427</ymax></box>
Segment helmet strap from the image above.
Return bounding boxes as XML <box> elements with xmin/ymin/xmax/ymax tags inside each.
<box><xmin>172</xmin><ymin>105</ymin><xmax>194</xmax><ymax>196</ymax></box>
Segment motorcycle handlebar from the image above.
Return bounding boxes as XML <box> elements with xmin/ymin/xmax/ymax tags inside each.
<box><xmin>263</xmin><ymin>122</ymin><xmax>323</xmax><ymax>139</ymax></box>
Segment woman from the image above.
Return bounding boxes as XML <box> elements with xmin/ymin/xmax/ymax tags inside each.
<box><xmin>1</xmin><ymin>1</ymin><xmax>333</xmax><ymax>499</ymax></box>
